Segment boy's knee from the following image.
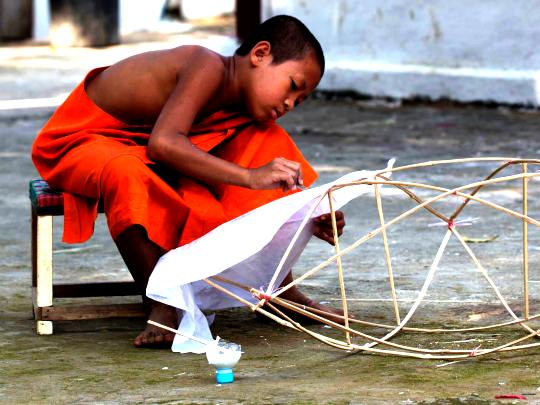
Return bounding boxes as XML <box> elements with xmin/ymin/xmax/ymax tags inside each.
<box><xmin>100</xmin><ymin>154</ymin><xmax>149</xmax><ymax>191</ymax></box>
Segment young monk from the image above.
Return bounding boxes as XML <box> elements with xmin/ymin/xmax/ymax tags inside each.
<box><xmin>32</xmin><ymin>15</ymin><xmax>346</xmax><ymax>348</ymax></box>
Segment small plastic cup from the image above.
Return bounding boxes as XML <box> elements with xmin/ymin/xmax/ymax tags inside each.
<box><xmin>206</xmin><ymin>339</ymin><xmax>242</xmax><ymax>384</ymax></box>
<box><xmin>215</xmin><ymin>367</ymin><xmax>234</xmax><ymax>384</ymax></box>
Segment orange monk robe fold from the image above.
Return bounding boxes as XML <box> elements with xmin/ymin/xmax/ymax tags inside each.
<box><xmin>32</xmin><ymin>67</ymin><xmax>317</xmax><ymax>252</ymax></box>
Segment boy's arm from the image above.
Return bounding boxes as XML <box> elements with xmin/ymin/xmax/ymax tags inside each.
<box><xmin>147</xmin><ymin>49</ymin><xmax>303</xmax><ymax>191</ymax></box>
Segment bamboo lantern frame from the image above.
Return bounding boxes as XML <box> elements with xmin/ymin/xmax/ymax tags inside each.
<box><xmin>201</xmin><ymin>158</ymin><xmax>540</xmax><ymax>360</ymax></box>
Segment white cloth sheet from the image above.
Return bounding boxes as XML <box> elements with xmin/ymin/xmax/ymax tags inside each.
<box><xmin>147</xmin><ymin>161</ymin><xmax>394</xmax><ymax>353</ymax></box>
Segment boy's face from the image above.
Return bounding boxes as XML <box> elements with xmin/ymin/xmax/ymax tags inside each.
<box><xmin>245</xmin><ymin>50</ymin><xmax>322</xmax><ymax>122</ymax></box>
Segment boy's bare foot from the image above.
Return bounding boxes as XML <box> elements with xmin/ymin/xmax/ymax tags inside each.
<box><xmin>257</xmin><ymin>283</ymin><xmax>351</xmax><ymax>326</ymax></box>
<box><xmin>280</xmin><ymin>293</ymin><xmax>349</xmax><ymax>325</ymax></box>
<box><xmin>295</xmin><ymin>298</ymin><xmax>348</xmax><ymax>325</ymax></box>
<box><xmin>134</xmin><ymin>300</ymin><xmax>179</xmax><ymax>348</ymax></box>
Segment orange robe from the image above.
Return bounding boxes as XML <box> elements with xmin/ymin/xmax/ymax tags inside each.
<box><xmin>32</xmin><ymin>67</ymin><xmax>317</xmax><ymax>252</ymax></box>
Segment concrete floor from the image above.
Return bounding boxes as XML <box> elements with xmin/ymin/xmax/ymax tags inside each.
<box><xmin>2</xmin><ymin>24</ymin><xmax>540</xmax><ymax>404</ymax></box>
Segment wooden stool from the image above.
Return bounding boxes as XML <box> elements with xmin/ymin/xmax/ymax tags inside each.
<box><xmin>30</xmin><ymin>179</ymin><xmax>145</xmax><ymax>334</ymax></box>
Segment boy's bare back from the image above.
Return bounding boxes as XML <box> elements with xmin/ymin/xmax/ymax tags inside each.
<box><xmin>86</xmin><ymin>46</ymin><xmax>232</xmax><ymax>126</ymax></box>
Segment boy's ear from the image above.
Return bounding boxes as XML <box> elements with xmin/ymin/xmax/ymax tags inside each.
<box><xmin>250</xmin><ymin>41</ymin><xmax>272</xmax><ymax>66</ymax></box>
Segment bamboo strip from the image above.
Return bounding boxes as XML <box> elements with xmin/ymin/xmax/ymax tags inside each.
<box><xmin>328</xmin><ymin>191</ymin><xmax>351</xmax><ymax>344</ymax></box>
<box><xmin>374</xmin><ymin>181</ymin><xmax>401</xmax><ymax>324</ymax></box>
<box><xmin>264</xmin><ymin>301</ymin><xmax>353</xmax><ymax>350</ymax></box>
<box><xmin>462</xmin><ymin>328</ymin><xmax>540</xmax><ymax>358</ymax></box>
<box><xmin>147</xmin><ymin>320</ymin><xmax>211</xmax><ymax>345</ymax></box>
<box><xmin>522</xmin><ymin>162</ymin><xmax>530</xmax><ymax>320</ymax></box>
<box><xmin>374</xmin><ymin>157</ymin><xmax>540</xmax><ymax>177</ymax></box>
<box><xmin>211</xmin><ymin>275</ymin><xmax>252</xmax><ymax>291</ymax></box>
<box><xmin>498</xmin><ymin>340</ymin><xmax>540</xmax><ymax>352</ymax></box>
<box><xmin>377</xmin><ymin>176</ymin><xmax>540</xmax><ymax>226</ymax></box>
<box><xmin>332</xmin><ymin>173</ymin><xmax>540</xmax><ymax>227</ymax></box>
<box><xmin>450</xmin><ymin>160</ymin><xmax>517</xmax><ymax>220</ymax></box>
<box><xmin>377</xmin><ymin>174</ymin><xmax>448</xmax><ymax>223</ymax></box>
<box><xmin>257</xmin><ymin>289</ymin><xmax>337</xmax><ymax>325</ymax></box>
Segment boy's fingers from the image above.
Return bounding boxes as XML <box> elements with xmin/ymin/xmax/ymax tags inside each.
<box><xmin>316</xmin><ymin>211</ymin><xmax>345</xmax><ymax>224</ymax></box>
<box><xmin>322</xmin><ymin>211</ymin><xmax>344</xmax><ymax>219</ymax></box>
<box><xmin>320</xmin><ymin>218</ymin><xmax>345</xmax><ymax>227</ymax></box>
<box><xmin>296</xmin><ymin>167</ymin><xmax>304</xmax><ymax>187</ymax></box>
<box><xmin>276</xmin><ymin>157</ymin><xmax>303</xmax><ymax>186</ymax></box>
<box><xmin>269</xmin><ymin>161</ymin><xmax>297</xmax><ymax>191</ymax></box>
<box><xmin>278</xmin><ymin>157</ymin><xmax>301</xmax><ymax>172</ymax></box>
<box><xmin>320</xmin><ymin>225</ymin><xmax>343</xmax><ymax>237</ymax></box>
<box><xmin>276</xmin><ymin>171</ymin><xmax>297</xmax><ymax>191</ymax></box>
<box><xmin>276</xmin><ymin>164</ymin><xmax>297</xmax><ymax>185</ymax></box>
<box><xmin>323</xmin><ymin>233</ymin><xmax>336</xmax><ymax>245</ymax></box>
<box><xmin>314</xmin><ymin>227</ymin><xmax>336</xmax><ymax>244</ymax></box>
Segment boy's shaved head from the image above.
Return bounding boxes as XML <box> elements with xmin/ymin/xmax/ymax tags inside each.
<box><xmin>235</xmin><ymin>15</ymin><xmax>325</xmax><ymax>76</ymax></box>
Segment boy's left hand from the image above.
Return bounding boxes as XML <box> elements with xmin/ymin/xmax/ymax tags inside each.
<box><xmin>313</xmin><ymin>211</ymin><xmax>345</xmax><ymax>245</ymax></box>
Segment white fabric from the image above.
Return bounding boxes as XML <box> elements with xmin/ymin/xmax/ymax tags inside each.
<box><xmin>147</xmin><ymin>161</ymin><xmax>394</xmax><ymax>353</ymax></box>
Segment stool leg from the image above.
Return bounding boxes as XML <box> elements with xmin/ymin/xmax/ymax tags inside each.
<box><xmin>34</xmin><ymin>213</ymin><xmax>53</xmax><ymax>335</ymax></box>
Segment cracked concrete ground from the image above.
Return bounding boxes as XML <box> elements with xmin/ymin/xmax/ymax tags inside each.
<box><xmin>1</xmin><ymin>24</ymin><xmax>540</xmax><ymax>404</ymax></box>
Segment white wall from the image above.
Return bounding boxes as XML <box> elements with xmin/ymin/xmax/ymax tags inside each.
<box><xmin>263</xmin><ymin>0</ymin><xmax>540</xmax><ymax>106</ymax></box>
<box><xmin>181</xmin><ymin>0</ymin><xmax>235</xmax><ymax>20</ymax></box>
<box><xmin>119</xmin><ymin>0</ymin><xmax>167</xmax><ymax>34</ymax></box>
<box><xmin>33</xmin><ymin>0</ymin><xmax>50</xmax><ymax>41</ymax></box>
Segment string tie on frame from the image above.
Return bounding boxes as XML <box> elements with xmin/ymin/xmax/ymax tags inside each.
<box><xmin>250</xmin><ymin>288</ymin><xmax>272</xmax><ymax>310</ymax></box>
<box><xmin>428</xmin><ymin>217</ymin><xmax>480</xmax><ymax>229</ymax></box>
<box><xmin>258</xmin><ymin>292</ymin><xmax>272</xmax><ymax>302</ymax></box>
<box><xmin>468</xmin><ymin>344</ymin><xmax>481</xmax><ymax>357</ymax></box>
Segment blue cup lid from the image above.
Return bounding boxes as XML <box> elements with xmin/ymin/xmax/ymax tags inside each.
<box><xmin>216</xmin><ymin>368</ymin><xmax>234</xmax><ymax>384</ymax></box>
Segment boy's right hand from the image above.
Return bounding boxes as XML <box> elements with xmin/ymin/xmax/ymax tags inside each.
<box><xmin>248</xmin><ymin>157</ymin><xmax>304</xmax><ymax>191</ymax></box>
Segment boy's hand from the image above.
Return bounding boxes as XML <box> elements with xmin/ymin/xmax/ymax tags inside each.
<box><xmin>248</xmin><ymin>157</ymin><xmax>304</xmax><ymax>191</ymax></box>
<box><xmin>313</xmin><ymin>211</ymin><xmax>345</xmax><ymax>245</ymax></box>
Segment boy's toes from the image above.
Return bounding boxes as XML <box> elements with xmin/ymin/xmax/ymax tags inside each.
<box><xmin>133</xmin><ymin>300</ymin><xmax>178</xmax><ymax>348</ymax></box>
<box><xmin>134</xmin><ymin>328</ymin><xmax>174</xmax><ymax>349</ymax></box>
<box><xmin>133</xmin><ymin>331</ymin><xmax>149</xmax><ymax>347</ymax></box>
<box><xmin>164</xmin><ymin>333</ymin><xmax>175</xmax><ymax>344</ymax></box>
<box><xmin>152</xmin><ymin>331</ymin><xmax>164</xmax><ymax>345</ymax></box>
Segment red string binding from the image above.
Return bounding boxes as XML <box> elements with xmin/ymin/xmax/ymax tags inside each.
<box><xmin>256</xmin><ymin>291</ymin><xmax>272</xmax><ymax>302</ymax></box>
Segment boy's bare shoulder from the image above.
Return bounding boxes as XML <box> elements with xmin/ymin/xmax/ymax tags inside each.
<box><xmin>108</xmin><ymin>44</ymin><xmax>227</xmax><ymax>85</ymax></box>
<box><xmin>167</xmin><ymin>45</ymin><xmax>227</xmax><ymax>74</ymax></box>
